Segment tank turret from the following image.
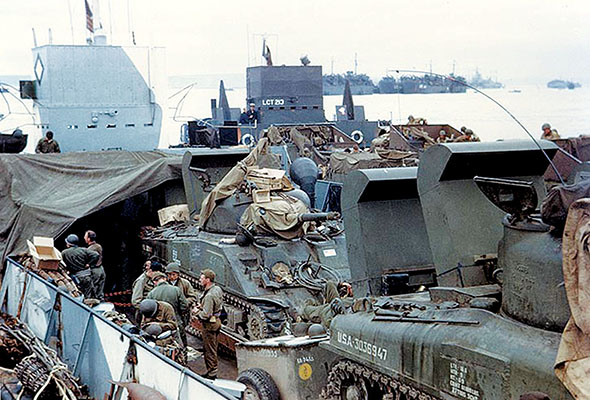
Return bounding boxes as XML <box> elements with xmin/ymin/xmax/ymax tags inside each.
<box><xmin>141</xmin><ymin>138</ymin><xmax>350</xmax><ymax>342</ymax></box>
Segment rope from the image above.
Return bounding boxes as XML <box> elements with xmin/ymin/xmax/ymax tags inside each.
<box><xmin>104</xmin><ymin>289</ymin><xmax>132</xmax><ymax>297</ymax></box>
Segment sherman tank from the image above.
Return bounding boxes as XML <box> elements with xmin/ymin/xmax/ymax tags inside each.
<box><xmin>141</xmin><ymin>138</ymin><xmax>350</xmax><ymax>343</ymax></box>
<box><xmin>236</xmin><ymin>140</ymin><xmax>582</xmax><ymax>400</ymax></box>
<box><xmin>318</xmin><ymin>140</ymin><xmax>578</xmax><ymax>399</ymax></box>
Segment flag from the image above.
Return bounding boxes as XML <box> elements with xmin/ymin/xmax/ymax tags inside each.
<box><xmin>85</xmin><ymin>0</ymin><xmax>94</xmax><ymax>33</ymax></box>
<box><xmin>262</xmin><ymin>39</ymin><xmax>273</xmax><ymax>66</ymax></box>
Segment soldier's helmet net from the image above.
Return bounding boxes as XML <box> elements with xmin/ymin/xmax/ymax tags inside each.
<box><xmin>65</xmin><ymin>234</ymin><xmax>79</xmax><ymax>245</ymax></box>
<box><xmin>542</xmin><ymin>123</ymin><xmax>551</xmax><ymax>130</ymax></box>
<box><xmin>139</xmin><ymin>299</ymin><xmax>158</xmax><ymax>318</ymax></box>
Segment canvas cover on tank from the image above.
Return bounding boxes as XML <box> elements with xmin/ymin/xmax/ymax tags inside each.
<box><xmin>417</xmin><ymin>140</ymin><xmax>559</xmax><ymax>286</ymax></box>
<box><xmin>342</xmin><ymin>167</ymin><xmax>433</xmax><ymax>294</ymax></box>
<box><xmin>0</xmin><ymin>151</ymin><xmax>182</xmax><ymax>266</ymax></box>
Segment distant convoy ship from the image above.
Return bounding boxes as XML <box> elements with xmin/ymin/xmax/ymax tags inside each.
<box><xmin>547</xmin><ymin>79</ymin><xmax>581</xmax><ymax>90</ymax></box>
<box><xmin>376</xmin><ymin>73</ymin><xmax>467</xmax><ymax>94</ymax></box>
<box><xmin>323</xmin><ymin>71</ymin><xmax>377</xmax><ymax>95</ymax></box>
<box><xmin>468</xmin><ymin>69</ymin><xmax>503</xmax><ymax>89</ymax></box>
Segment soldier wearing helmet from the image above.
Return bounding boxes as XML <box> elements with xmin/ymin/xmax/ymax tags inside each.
<box><xmin>147</xmin><ymin>271</ymin><xmax>188</xmax><ymax>346</ymax></box>
<box><xmin>61</xmin><ymin>234</ymin><xmax>99</xmax><ymax>300</ymax></box>
<box><xmin>165</xmin><ymin>262</ymin><xmax>197</xmax><ymax>345</ymax></box>
<box><xmin>540</xmin><ymin>123</ymin><xmax>560</xmax><ymax>140</ymax></box>
<box><xmin>139</xmin><ymin>299</ymin><xmax>178</xmax><ymax>332</ymax></box>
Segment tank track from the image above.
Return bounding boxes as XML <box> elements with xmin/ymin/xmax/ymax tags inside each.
<box><xmin>182</xmin><ymin>273</ymin><xmax>288</xmax><ymax>341</ymax></box>
<box><xmin>322</xmin><ymin>360</ymin><xmax>439</xmax><ymax>400</ymax></box>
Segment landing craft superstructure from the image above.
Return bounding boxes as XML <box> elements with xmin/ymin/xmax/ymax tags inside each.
<box><xmin>21</xmin><ymin>43</ymin><xmax>165</xmax><ymax>152</ymax></box>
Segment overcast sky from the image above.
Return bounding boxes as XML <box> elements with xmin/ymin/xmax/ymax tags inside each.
<box><xmin>1</xmin><ymin>0</ymin><xmax>589</xmax><ymax>85</ymax></box>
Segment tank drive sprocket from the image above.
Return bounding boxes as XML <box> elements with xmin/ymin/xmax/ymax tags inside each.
<box><xmin>322</xmin><ymin>360</ymin><xmax>439</xmax><ymax>400</ymax></box>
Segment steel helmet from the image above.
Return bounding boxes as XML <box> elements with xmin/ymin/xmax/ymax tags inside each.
<box><xmin>65</xmin><ymin>234</ymin><xmax>79</xmax><ymax>245</ymax></box>
<box><xmin>144</xmin><ymin>323</ymin><xmax>163</xmax><ymax>337</ymax></box>
<box><xmin>541</xmin><ymin>123</ymin><xmax>551</xmax><ymax>130</ymax></box>
<box><xmin>139</xmin><ymin>299</ymin><xmax>158</xmax><ymax>318</ymax></box>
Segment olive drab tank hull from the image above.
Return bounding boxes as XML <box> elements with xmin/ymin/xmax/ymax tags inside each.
<box><xmin>141</xmin><ymin>143</ymin><xmax>350</xmax><ymax>343</ymax></box>
<box><xmin>316</xmin><ymin>140</ymin><xmax>576</xmax><ymax>399</ymax></box>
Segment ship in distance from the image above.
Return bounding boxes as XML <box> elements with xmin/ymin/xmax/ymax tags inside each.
<box><xmin>547</xmin><ymin>79</ymin><xmax>581</xmax><ymax>90</ymax></box>
<box><xmin>378</xmin><ymin>72</ymin><xmax>467</xmax><ymax>94</ymax></box>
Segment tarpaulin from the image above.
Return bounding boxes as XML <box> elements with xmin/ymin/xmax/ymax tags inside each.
<box><xmin>555</xmin><ymin>198</ymin><xmax>590</xmax><ymax>398</ymax></box>
<box><xmin>0</xmin><ymin>151</ymin><xmax>182</xmax><ymax>265</ymax></box>
<box><xmin>199</xmin><ymin>138</ymin><xmax>280</xmax><ymax>228</ymax></box>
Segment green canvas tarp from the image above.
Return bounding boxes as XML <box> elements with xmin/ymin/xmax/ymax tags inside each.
<box><xmin>0</xmin><ymin>151</ymin><xmax>182</xmax><ymax>266</ymax></box>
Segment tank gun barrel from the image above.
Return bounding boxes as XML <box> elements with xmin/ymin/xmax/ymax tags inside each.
<box><xmin>298</xmin><ymin>212</ymin><xmax>340</xmax><ymax>222</ymax></box>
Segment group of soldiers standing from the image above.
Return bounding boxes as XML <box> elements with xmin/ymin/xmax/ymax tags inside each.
<box><xmin>131</xmin><ymin>259</ymin><xmax>223</xmax><ymax>380</ymax></box>
<box><xmin>61</xmin><ymin>230</ymin><xmax>106</xmax><ymax>302</ymax></box>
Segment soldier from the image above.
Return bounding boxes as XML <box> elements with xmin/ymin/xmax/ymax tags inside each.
<box><xmin>246</xmin><ymin>103</ymin><xmax>258</xmax><ymax>124</ymax></box>
<box><xmin>166</xmin><ymin>262</ymin><xmax>197</xmax><ymax>345</ymax></box>
<box><xmin>139</xmin><ymin>299</ymin><xmax>185</xmax><ymax>364</ymax></box>
<box><xmin>147</xmin><ymin>271</ymin><xmax>188</xmax><ymax>345</ymax></box>
<box><xmin>84</xmin><ymin>230</ymin><xmax>106</xmax><ymax>301</ymax></box>
<box><xmin>196</xmin><ymin>269</ymin><xmax>223</xmax><ymax>379</ymax></box>
<box><xmin>436</xmin><ymin>129</ymin><xmax>449</xmax><ymax>143</ymax></box>
<box><xmin>35</xmin><ymin>131</ymin><xmax>61</xmax><ymax>153</ymax></box>
<box><xmin>61</xmin><ymin>234</ymin><xmax>99</xmax><ymax>300</ymax></box>
<box><xmin>131</xmin><ymin>260</ymin><xmax>163</xmax><ymax>323</ymax></box>
<box><xmin>300</xmin><ymin>281</ymin><xmax>353</xmax><ymax>329</ymax></box>
<box><xmin>540</xmin><ymin>123</ymin><xmax>560</xmax><ymax>140</ymax></box>
<box><xmin>465</xmin><ymin>128</ymin><xmax>480</xmax><ymax>142</ymax></box>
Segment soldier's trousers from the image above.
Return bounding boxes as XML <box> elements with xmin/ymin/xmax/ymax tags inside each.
<box><xmin>90</xmin><ymin>266</ymin><xmax>106</xmax><ymax>301</ymax></box>
<box><xmin>201</xmin><ymin>321</ymin><xmax>221</xmax><ymax>378</ymax></box>
<box><xmin>74</xmin><ymin>273</ymin><xmax>94</xmax><ymax>300</ymax></box>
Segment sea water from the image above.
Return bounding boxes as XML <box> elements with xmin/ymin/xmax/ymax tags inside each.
<box><xmin>2</xmin><ymin>81</ymin><xmax>589</xmax><ymax>152</ymax></box>
<box><xmin>163</xmin><ymin>84</ymin><xmax>590</xmax><ymax>145</ymax></box>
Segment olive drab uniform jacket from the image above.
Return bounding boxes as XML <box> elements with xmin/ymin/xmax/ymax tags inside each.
<box><xmin>197</xmin><ymin>284</ymin><xmax>223</xmax><ymax>331</ymax></box>
<box><xmin>141</xmin><ymin>301</ymin><xmax>178</xmax><ymax>332</ymax></box>
<box><xmin>171</xmin><ymin>278</ymin><xmax>198</xmax><ymax>305</ymax></box>
<box><xmin>147</xmin><ymin>281</ymin><xmax>188</xmax><ymax>321</ymax></box>
<box><xmin>131</xmin><ymin>272</ymin><xmax>155</xmax><ymax>309</ymax></box>
<box><xmin>35</xmin><ymin>138</ymin><xmax>61</xmax><ymax>153</ymax></box>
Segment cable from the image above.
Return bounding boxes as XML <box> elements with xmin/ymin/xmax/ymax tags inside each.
<box><xmin>390</xmin><ymin>69</ymin><xmax>566</xmax><ymax>185</ymax></box>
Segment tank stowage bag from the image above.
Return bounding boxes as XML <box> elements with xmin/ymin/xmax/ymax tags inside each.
<box><xmin>555</xmin><ymin>198</ymin><xmax>590</xmax><ymax>398</ymax></box>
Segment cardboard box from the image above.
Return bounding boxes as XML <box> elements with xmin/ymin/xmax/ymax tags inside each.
<box><xmin>246</xmin><ymin>168</ymin><xmax>288</xmax><ymax>191</ymax></box>
<box><xmin>27</xmin><ymin>236</ymin><xmax>62</xmax><ymax>270</ymax></box>
<box><xmin>158</xmin><ymin>204</ymin><xmax>190</xmax><ymax>226</ymax></box>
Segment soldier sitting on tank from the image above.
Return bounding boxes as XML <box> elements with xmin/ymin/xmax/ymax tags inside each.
<box><xmin>147</xmin><ymin>272</ymin><xmax>189</xmax><ymax>346</ymax></box>
<box><xmin>139</xmin><ymin>299</ymin><xmax>185</xmax><ymax>364</ymax></box>
<box><xmin>300</xmin><ymin>281</ymin><xmax>353</xmax><ymax>329</ymax></box>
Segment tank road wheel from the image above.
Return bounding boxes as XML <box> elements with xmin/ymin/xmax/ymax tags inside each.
<box><xmin>247</xmin><ymin>309</ymin><xmax>268</xmax><ymax>340</ymax></box>
<box><xmin>341</xmin><ymin>379</ymin><xmax>368</xmax><ymax>400</ymax></box>
<box><xmin>237</xmin><ymin>368</ymin><xmax>280</xmax><ymax>400</ymax></box>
